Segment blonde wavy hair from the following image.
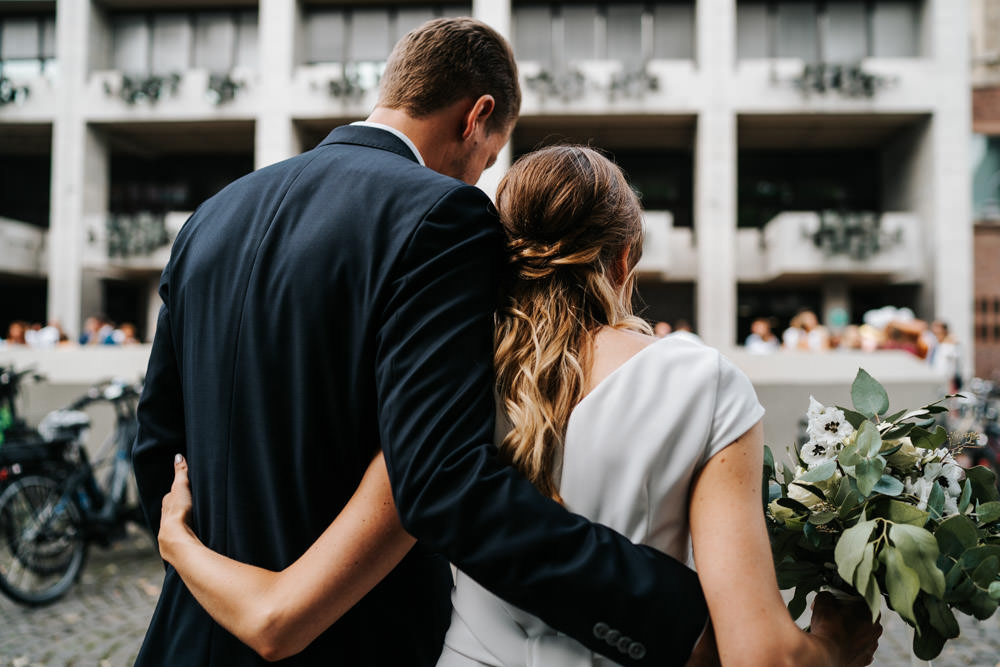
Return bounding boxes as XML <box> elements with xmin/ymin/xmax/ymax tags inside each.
<box><xmin>494</xmin><ymin>145</ymin><xmax>651</xmax><ymax>501</ymax></box>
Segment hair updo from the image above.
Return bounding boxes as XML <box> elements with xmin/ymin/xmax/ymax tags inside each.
<box><xmin>493</xmin><ymin>145</ymin><xmax>651</xmax><ymax>501</ymax></box>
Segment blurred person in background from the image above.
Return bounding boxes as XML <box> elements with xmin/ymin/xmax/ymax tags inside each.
<box><xmin>744</xmin><ymin>317</ymin><xmax>779</xmax><ymax>354</ymax></box>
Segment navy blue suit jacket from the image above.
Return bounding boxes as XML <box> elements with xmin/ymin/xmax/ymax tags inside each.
<box><xmin>133</xmin><ymin>125</ymin><xmax>708</xmax><ymax>666</ymax></box>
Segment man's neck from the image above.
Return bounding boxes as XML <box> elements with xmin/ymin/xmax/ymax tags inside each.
<box><xmin>365</xmin><ymin>107</ymin><xmax>460</xmax><ymax>175</ymax></box>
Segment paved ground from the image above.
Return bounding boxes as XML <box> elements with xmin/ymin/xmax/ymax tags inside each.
<box><xmin>0</xmin><ymin>531</ymin><xmax>998</xmax><ymax>666</ymax></box>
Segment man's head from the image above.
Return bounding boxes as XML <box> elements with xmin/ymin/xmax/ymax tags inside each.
<box><xmin>372</xmin><ymin>17</ymin><xmax>520</xmax><ymax>184</ymax></box>
<box><xmin>380</xmin><ymin>17</ymin><xmax>520</xmax><ymax>134</ymax></box>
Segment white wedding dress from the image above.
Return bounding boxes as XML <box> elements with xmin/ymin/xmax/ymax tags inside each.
<box><xmin>437</xmin><ymin>334</ymin><xmax>765</xmax><ymax>667</ymax></box>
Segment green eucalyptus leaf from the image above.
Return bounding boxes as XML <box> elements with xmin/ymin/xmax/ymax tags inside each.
<box><xmin>967</xmin><ymin>589</ymin><xmax>1000</xmax><ymax>620</ymax></box>
<box><xmin>972</xmin><ymin>555</ymin><xmax>1000</xmax><ymax>588</ymax></box>
<box><xmin>890</xmin><ymin>523</ymin><xmax>946</xmax><ymax>598</ymax></box>
<box><xmin>977</xmin><ymin>501</ymin><xmax>1000</xmax><ymax>525</ymax></box>
<box><xmin>882</xmin><ymin>425</ymin><xmax>913</xmax><ymax>441</ymax></box>
<box><xmin>967</xmin><ymin>466</ymin><xmax>1000</xmax><ymax>502</ymax></box>
<box><xmin>838</xmin><ymin>444</ymin><xmax>863</xmax><ymax>468</ymax></box>
<box><xmin>959</xmin><ymin>479</ymin><xmax>974</xmax><ymax>514</ymax></box>
<box><xmin>763</xmin><ymin>445</ymin><xmax>775</xmax><ymax>476</ymax></box>
<box><xmin>851</xmin><ymin>369</ymin><xmax>890</xmax><ymax>418</ymax></box>
<box><xmin>775</xmin><ymin>561</ymin><xmax>819</xmax><ymax>589</ymax></box>
<box><xmin>912</xmin><ymin>622</ymin><xmax>946</xmax><ymax>660</ymax></box>
<box><xmin>855</xmin><ymin>542</ymin><xmax>876</xmax><ymax>591</ymax></box>
<box><xmin>836</xmin><ymin>519</ymin><xmax>876</xmax><ymax>585</ymax></box>
<box><xmin>833</xmin><ymin>476</ymin><xmax>854</xmax><ymax>506</ymax></box>
<box><xmin>924</xmin><ymin>595</ymin><xmax>961</xmax><ymax>639</ymax></box>
<box><xmin>989</xmin><ymin>581</ymin><xmax>1000</xmax><ymax>600</ymax></box>
<box><xmin>780</xmin><ymin>463</ymin><xmax>796</xmax><ymax>486</ymax></box>
<box><xmin>776</xmin><ymin>497</ymin><xmax>812</xmax><ymax>514</ymax></box>
<box><xmin>879</xmin><ymin>442</ymin><xmax>904</xmax><ymax>457</ymax></box>
<box><xmin>789</xmin><ymin>480</ymin><xmax>826</xmax><ymax>502</ymax></box>
<box><xmin>800</xmin><ymin>460</ymin><xmax>837</xmax><ymax>484</ymax></box>
<box><xmin>877</xmin><ymin>499</ymin><xmax>929</xmax><ymax>527</ymax></box>
<box><xmin>960</xmin><ymin>545</ymin><xmax>1000</xmax><ymax>571</ymax></box>
<box><xmin>873</xmin><ymin>475</ymin><xmax>905</xmax><ymax>496</ymax></box>
<box><xmin>928</xmin><ymin>426</ymin><xmax>948</xmax><ymax>449</ymax></box>
<box><xmin>936</xmin><ymin>515</ymin><xmax>980</xmax><ymax>559</ymax></box>
<box><xmin>856</xmin><ymin>421</ymin><xmax>883</xmax><ymax>459</ymax></box>
<box><xmin>928</xmin><ymin>482</ymin><xmax>946</xmax><ymax>521</ymax></box>
<box><xmin>883</xmin><ymin>408</ymin><xmax>909</xmax><ymax>424</ymax></box>
<box><xmin>883</xmin><ymin>546</ymin><xmax>921</xmax><ymax>624</ymax></box>
<box><xmin>944</xmin><ymin>560</ymin><xmax>966</xmax><ymax>593</ymax></box>
<box><xmin>837</xmin><ymin>407</ymin><xmax>868</xmax><ymax>430</ymax></box>
<box><xmin>855</xmin><ymin>458</ymin><xmax>884</xmax><ymax>496</ymax></box>
<box><xmin>862</xmin><ymin>572</ymin><xmax>882</xmax><ymax>622</ymax></box>
<box><xmin>923</xmin><ymin>405</ymin><xmax>949</xmax><ymax>415</ymax></box>
<box><xmin>808</xmin><ymin>510</ymin><xmax>838</xmax><ymax>526</ymax></box>
<box><xmin>803</xmin><ymin>519</ymin><xmax>821</xmax><ymax>547</ymax></box>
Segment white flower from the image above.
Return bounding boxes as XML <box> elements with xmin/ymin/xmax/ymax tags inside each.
<box><xmin>943</xmin><ymin>493</ymin><xmax>960</xmax><ymax>517</ymax></box>
<box><xmin>805</xmin><ymin>397</ymin><xmax>855</xmax><ymax>447</ymax></box>
<box><xmin>904</xmin><ymin>476</ymin><xmax>934</xmax><ymax>510</ymax></box>
<box><xmin>801</xmin><ymin>439</ymin><xmax>838</xmax><ymax>466</ymax></box>
<box><xmin>936</xmin><ymin>463</ymin><xmax>965</xmax><ymax>498</ymax></box>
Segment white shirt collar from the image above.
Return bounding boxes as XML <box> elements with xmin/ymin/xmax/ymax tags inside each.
<box><xmin>350</xmin><ymin>121</ymin><xmax>425</xmax><ymax>166</ymax></box>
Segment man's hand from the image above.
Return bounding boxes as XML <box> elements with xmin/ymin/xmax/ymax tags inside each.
<box><xmin>809</xmin><ymin>591</ymin><xmax>882</xmax><ymax>667</ymax></box>
<box><xmin>158</xmin><ymin>454</ymin><xmax>197</xmax><ymax>563</ymax></box>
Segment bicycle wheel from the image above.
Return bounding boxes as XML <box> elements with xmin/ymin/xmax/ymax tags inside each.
<box><xmin>0</xmin><ymin>475</ymin><xmax>87</xmax><ymax>606</ymax></box>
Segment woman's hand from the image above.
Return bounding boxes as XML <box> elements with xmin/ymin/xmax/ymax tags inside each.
<box><xmin>158</xmin><ymin>454</ymin><xmax>198</xmax><ymax>563</ymax></box>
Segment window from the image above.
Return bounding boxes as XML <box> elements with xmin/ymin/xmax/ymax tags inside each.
<box><xmin>111</xmin><ymin>10</ymin><xmax>258</xmax><ymax>76</ymax></box>
<box><xmin>737</xmin><ymin>1</ymin><xmax>923</xmax><ymax>61</ymax></box>
<box><xmin>302</xmin><ymin>5</ymin><xmax>471</xmax><ymax>65</ymax></box>
<box><xmin>0</xmin><ymin>14</ymin><xmax>57</xmax><ymax>78</ymax></box>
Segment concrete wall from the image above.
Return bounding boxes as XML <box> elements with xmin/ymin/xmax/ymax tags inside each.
<box><xmin>1</xmin><ymin>344</ymin><xmax>947</xmax><ymax>472</ymax></box>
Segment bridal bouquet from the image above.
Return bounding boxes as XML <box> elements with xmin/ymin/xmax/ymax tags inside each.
<box><xmin>764</xmin><ymin>369</ymin><xmax>1000</xmax><ymax>660</ymax></box>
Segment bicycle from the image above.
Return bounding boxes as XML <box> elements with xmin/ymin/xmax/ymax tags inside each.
<box><xmin>0</xmin><ymin>377</ymin><xmax>147</xmax><ymax>606</ymax></box>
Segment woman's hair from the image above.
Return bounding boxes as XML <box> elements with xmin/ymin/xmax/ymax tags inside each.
<box><xmin>494</xmin><ymin>145</ymin><xmax>651</xmax><ymax>501</ymax></box>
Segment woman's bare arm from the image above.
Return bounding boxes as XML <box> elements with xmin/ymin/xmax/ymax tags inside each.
<box><xmin>158</xmin><ymin>452</ymin><xmax>416</xmax><ymax>662</ymax></box>
<box><xmin>688</xmin><ymin>421</ymin><xmax>880</xmax><ymax>667</ymax></box>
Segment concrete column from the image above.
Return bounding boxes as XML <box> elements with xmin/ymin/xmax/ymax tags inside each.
<box><xmin>928</xmin><ymin>0</ymin><xmax>974</xmax><ymax>376</ymax></box>
<box><xmin>472</xmin><ymin>0</ymin><xmax>513</xmax><ymax>201</ymax></box>
<box><xmin>47</xmin><ymin>0</ymin><xmax>93</xmax><ymax>338</ymax></box>
<box><xmin>473</xmin><ymin>0</ymin><xmax>511</xmax><ymax>38</ymax></box>
<box><xmin>694</xmin><ymin>0</ymin><xmax>737</xmax><ymax>349</ymax></box>
<box><xmin>255</xmin><ymin>0</ymin><xmax>300</xmax><ymax>169</ymax></box>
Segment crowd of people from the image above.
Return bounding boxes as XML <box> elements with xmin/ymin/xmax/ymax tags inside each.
<box><xmin>742</xmin><ymin>306</ymin><xmax>963</xmax><ymax>389</ymax></box>
<box><xmin>0</xmin><ymin>316</ymin><xmax>141</xmax><ymax>348</ymax></box>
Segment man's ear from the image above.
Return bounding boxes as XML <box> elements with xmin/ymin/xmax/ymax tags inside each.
<box><xmin>461</xmin><ymin>94</ymin><xmax>496</xmax><ymax>140</ymax></box>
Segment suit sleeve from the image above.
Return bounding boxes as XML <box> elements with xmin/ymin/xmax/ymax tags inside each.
<box><xmin>133</xmin><ymin>267</ymin><xmax>186</xmax><ymax>538</ymax></box>
<box><xmin>375</xmin><ymin>184</ymin><xmax>708</xmax><ymax>666</ymax></box>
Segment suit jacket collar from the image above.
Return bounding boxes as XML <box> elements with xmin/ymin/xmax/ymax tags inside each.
<box><xmin>318</xmin><ymin>125</ymin><xmax>421</xmax><ymax>164</ymax></box>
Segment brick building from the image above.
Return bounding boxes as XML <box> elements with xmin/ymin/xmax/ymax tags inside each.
<box><xmin>972</xmin><ymin>0</ymin><xmax>1000</xmax><ymax>380</ymax></box>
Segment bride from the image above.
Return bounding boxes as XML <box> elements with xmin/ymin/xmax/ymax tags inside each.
<box><xmin>157</xmin><ymin>145</ymin><xmax>881</xmax><ymax>666</ymax></box>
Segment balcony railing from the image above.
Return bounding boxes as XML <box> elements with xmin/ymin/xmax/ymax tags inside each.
<box><xmin>0</xmin><ymin>217</ymin><xmax>47</xmax><ymax>277</ymax></box>
<box><xmin>759</xmin><ymin>211</ymin><xmax>917</xmax><ymax>280</ymax></box>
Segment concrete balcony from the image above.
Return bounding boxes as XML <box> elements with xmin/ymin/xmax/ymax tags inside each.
<box><xmin>635</xmin><ymin>211</ymin><xmax>673</xmax><ymax>278</ymax></box>
<box><xmin>739</xmin><ymin>211</ymin><xmax>920</xmax><ymax>283</ymax></box>
<box><xmin>518</xmin><ymin>59</ymin><xmax>702</xmax><ymax>116</ymax></box>
<box><xmin>733</xmin><ymin>59</ymin><xmax>937</xmax><ymax>113</ymax></box>
<box><xmin>80</xmin><ymin>211</ymin><xmax>188</xmax><ymax>273</ymax></box>
<box><xmin>0</xmin><ymin>70</ymin><xmax>57</xmax><ymax>122</ymax></box>
<box><xmin>86</xmin><ymin>68</ymin><xmax>258</xmax><ymax>122</ymax></box>
<box><xmin>0</xmin><ymin>217</ymin><xmax>47</xmax><ymax>277</ymax></box>
<box><xmin>290</xmin><ymin>63</ymin><xmax>380</xmax><ymax>120</ymax></box>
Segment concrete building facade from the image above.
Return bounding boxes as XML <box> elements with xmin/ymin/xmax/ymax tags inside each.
<box><xmin>0</xmin><ymin>0</ymin><xmax>972</xmax><ymax>367</ymax></box>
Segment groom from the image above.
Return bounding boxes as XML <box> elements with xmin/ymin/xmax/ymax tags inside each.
<box><xmin>133</xmin><ymin>18</ymin><xmax>709</xmax><ymax>665</ymax></box>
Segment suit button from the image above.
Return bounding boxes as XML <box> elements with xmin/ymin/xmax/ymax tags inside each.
<box><xmin>628</xmin><ymin>642</ymin><xmax>647</xmax><ymax>659</ymax></box>
<box><xmin>592</xmin><ymin>622</ymin><xmax>610</xmax><ymax>640</ymax></box>
<box><xmin>617</xmin><ymin>636</ymin><xmax>632</xmax><ymax>653</ymax></box>
<box><xmin>605</xmin><ymin>629</ymin><xmax>621</xmax><ymax>645</ymax></box>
